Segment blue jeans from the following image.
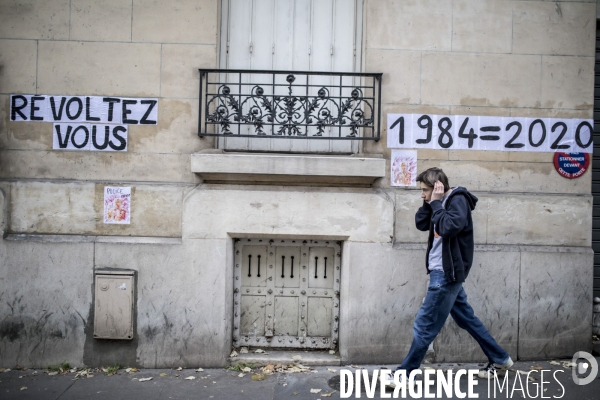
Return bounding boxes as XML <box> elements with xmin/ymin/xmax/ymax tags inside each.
<box><xmin>396</xmin><ymin>270</ymin><xmax>510</xmax><ymax>375</ymax></box>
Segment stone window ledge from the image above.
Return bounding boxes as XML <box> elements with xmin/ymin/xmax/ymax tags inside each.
<box><xmin>190</xmin><ymin>152</ymin><xmax>386</xmax><ymax>186</ymax></box>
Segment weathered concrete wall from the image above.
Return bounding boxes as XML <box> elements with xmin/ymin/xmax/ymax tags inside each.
<box><xmin>1</xmin><ymin>236</ymin><xmax>590</xmax><ymax>367</ymax></box>
<box><xmin>0</xmin><ymin>238</ymin><xmax>93</xmax><ymax>368</ymax></box>
<box><xmin>0</xmin><ymin>0</ymin><xmax>595</xmax><ymax>368</ymax></box>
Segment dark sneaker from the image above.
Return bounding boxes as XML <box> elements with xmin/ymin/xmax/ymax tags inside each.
<box><xmin>478</xmin><ymin>357</ymin><xmax>514</xmax><ymax>379</ymax></box>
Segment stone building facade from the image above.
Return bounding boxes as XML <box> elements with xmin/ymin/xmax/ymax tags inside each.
<box><xmin>0</xmin><ymin>0</ymin><xmax>595</xmax><ymax>368</ymax></box>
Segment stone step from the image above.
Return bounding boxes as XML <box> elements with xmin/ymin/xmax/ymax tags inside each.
<box><xmin>228</xmin><ymin>349</ymin><xmax>341</xmax><ymax>367</ymax></box>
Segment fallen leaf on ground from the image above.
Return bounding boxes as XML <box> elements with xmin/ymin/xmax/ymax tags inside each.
<box><xmin>322</xmin><ymin>393</ymin><xmax>334</xmax><ymax>397</ymax></box>
<box><xmin>196</xmin><ymin>368</ymin><xmax>204</xmax><ymax>372</ymax></box>
<box><xmin>159</xmin><ymin>373</ymin><xmax>167</xmax><ymax>377</ymax></box>
<box><xmin>562</xmin><ymin>362</ymin><xmax>577</xmax><ymax>368</ymax></box>
<box><xmin>327</xmin><ymin>368</ymin><xmax>336</xmax><ymax>373</ymax></box>
<box><xmin>20</xmin><ymin>387</ymin><xmax>27</xmax><ymax>391</ymax></box>
<box><xmin>238</xmin><ymin>373</ymin><xmax>245</xmax><ymax>378</ymax></box>
<box><xmin>230</xmin><ymin>351</ymin><xmax>238</xmax><ymax>357</ymax></box>
<box><xmin>310</xmin><ymin>388</ymin><xmax>322</xmax><ymax>393</ymax></box>
<box><xmin>176</xmin><ymin>367</ymin><xmax>183</xmax><ymax>371</ymax></box>
<box><xmin>251</xmin><ymin>374</ymin><xmax>266</xmax><ymax>381</ymax></box>
<box><xmin>292</xmin><ymin>392</ymin><xmax>299</xmax><ymax>396</ymax></box>
<box><xmin>329</xmin><ymin>350</ymin><xmax>335</xmax><ymax>355</ymax></box>
<box><xmin>262</xmin><ymin>365</ymin><xmax>274</xmax><ymax>374</ymax></box>
<box><xmin>239</xmin><ymin>347</ymin><xmax>249</xmax><ymax>354</ymax></box>
<box><xmin>242</xmin><ymin>367</ymin><xmax>252</xmax><ymax>373</ymax></box>
<box><xmin>48</xmin><ymin>372</ymin><xmax>58</xmax><ymax>376</ymax></box>
<box><xmin>255</xmin><ymin>349</ymin><xmax>265</xmax><ymax>353</ymax></box>
<box><xmin>350</xmin><ymin>365</ymin><xmax>359</xmax><ymax>369</ymax></box>
<box><xmin>185</xmin><ymin>376</ymin><xmax>196</xmax><ymax>380</ymax></box>
<box><xmin>549</xmin><ymin>361</ymin><xmax>561</xmax><ymax>366</ymax></box>
<box><xmin>138</xmin><ymin>377</ymin><xmax>153</xmax><ymax>382</ymax></box>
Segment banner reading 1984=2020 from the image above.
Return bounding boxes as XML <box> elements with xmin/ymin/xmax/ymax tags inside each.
<box><xmin>387</xmin><ymin>114</ymin><xmax>593</xmax><ymax>153</ymax></box>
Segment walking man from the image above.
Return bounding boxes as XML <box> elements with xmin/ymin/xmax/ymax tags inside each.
<box><xmin>383</xmin><ymin>167</ymin><xmax>513</xmax><ymax>388</ymax></box>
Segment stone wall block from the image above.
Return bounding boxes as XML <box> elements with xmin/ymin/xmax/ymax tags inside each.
<box><xmin>518</xmin><ymin>249</ymin><xmax>593</xmax><ymax>359</ymax></box>
<box><xmin>0</xmin><ymin>39</ymin><xmax>37</xmax><ymax>94</ymax></box>
<box><xmin>132</xmin><ymin>0</ymin><xmax>218</xmax><ymax>44</ymax></box>
<box><xmin>128</xmin><ymin>99</ymin><xmax>209</xmax><ymax>154</ymax></box>
<box><xmin>395</xmin><ymin>192</ymin><xmax>590</xmax><ymax>247</ymax></box>
<box><xmin>452</xmin><ymin>0</ymin><xmax>513</xmax><ymax>53</ymax></box>
<box><xmin>0</xmin><ymin>0</ymin><xmax>70</xmax><ymax>40</ymax></box>
<box><xmin>0</xmin><ymin>150</ymin><xmax>199</xmax><ymax>183</ymax></box>
<box><xmin>161</xmin><ymin>44</ymin><xmax>217</xmax><ymax>99</ymax></box>
<box><xmin>541</xmin><ymin>56</ymin><xmax>594</xmax><ymax>110</ymax></box>
<box><xmin>92</xmin><ymin>184</ymin><xmax>183</xmax><ymax>237</ymax></box>
<box><xmin>0</xmin><ymin>183</ymin><xmax>8</xmax><ymax>235</ymax></box>
<box><xmin>340</xmin><ymin>242</ymin><xmax>429</xmax><ymax>363</ymax></box>
<box><xmin>486</xmin><ymin>195</ymin><xmax>592</xmax><ymax>247</ymax></box>
<box><xmin>0</xmin><ymin>239</ymin><xmax>93</xmax><ymax>367</ymax></box>
<box><xmin>513</xmin><ymin>2</ymin><xmax>595</xmax><ymax>56</ymax></box>
<box><xmin>10</xmin><ymin>181</ymin><xmax>97</xmax><ymax>234</ymax></box>
<box><xmin>95</xmin><ymin>238</ymin><xmax>231</xmax><ymax>367</ymax></box>
<box><xmin>417</xmin><ymin>159</ymin><xmax>590</xmax><ymax>194</ymax></box>
<box><xmin>435</xmin><ymin>247</ymin><xmax>520</xmax><ymax>362</ymax></box>
<box><xmin>8</xmin><ymin>181</ymin><xmax>184</xmax><ymax>237</ymax></box>
<box><xmin>70</xmin><ymin>0</ymin><xmax>132</xmax><ymax>42</ymax></box>
<box><xmin>366</xmin><ymin>49</ymin><xmax>421</xmax><ymax>105</ymax></box>
<box><xmin>183</xmin><ymin>187</ymin><xmax>394</xmax><ymax>243</ymax></box>
<box><xmin>366</xmin><ymin>0</ymin><xmax>452</xmax><ymax>51</ymax></box>
<box><xmin>38</xmin><ymin>41</ymin><xmax>161</xmax><ymax>97</ymax></box>
<box><xmin>422</xmin><ymin>53</ymin><xmax>542</xmax><ymax>108</ymax></box>
<box><xmin>0</xmin><ymin>95</ymin><xmax>53</xmax><ymax>151</ymax></box>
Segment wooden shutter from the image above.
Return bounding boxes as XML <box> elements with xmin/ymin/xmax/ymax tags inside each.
<box><xmin>219</xmin><ymin>0</ymin><xmax>363</xmax><ymax>153</ymax></box>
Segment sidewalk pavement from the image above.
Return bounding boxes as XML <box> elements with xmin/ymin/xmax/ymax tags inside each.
<box><xmin>1</xmin><ymin>358</ymin><xmax>599</xmax><ymax>400</ymax></box>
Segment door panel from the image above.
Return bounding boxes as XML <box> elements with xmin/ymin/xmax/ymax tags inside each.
<box><xmin>308</xmin><ymin>247</ymin><xmax>335</xmax><ymax>289</ymax></box>
<box><xmin>274</xmin><ymin>296</ymin><xmax>299</xmax><ymax>336</ymax></box>
<box><xmin>234</xmin><ymin>239</ymin><xmax>341</xmax><ymax>349</ymax></box>
<box><xmin>240</xmin><ymin>295</ymin><xmax>266</xmax><ymax>336</ymax></box>
<box><xmin>241</xmin><ymin>245</ymin><xmax>269</xmax><ymax>287</ymax></box>
<box><xmin>307</xmin><ymin>297</ymin><xmax>333</xmax><ymax>337</ymax></box>
<box><xmin>275</xmin><ymin>246</ymin><xmax>302</xmax><ymax>288</ymax></box>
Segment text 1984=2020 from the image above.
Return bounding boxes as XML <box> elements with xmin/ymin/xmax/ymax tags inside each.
<box><xmin>387</xmin><ymin>114</ymin><xmax>593</xmax><ymax>153</ymax></box>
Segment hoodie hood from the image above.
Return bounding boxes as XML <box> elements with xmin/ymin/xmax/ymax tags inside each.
<box><xmin>447</xmin><ymin>186</ymin><xmax>478</xmax><ymax>211</ymax></box>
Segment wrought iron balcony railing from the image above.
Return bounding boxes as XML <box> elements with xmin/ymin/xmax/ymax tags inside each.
<box><xmin>198</xmin><ymin>69</ymin><xmax>382</xmax><ymax>141</ymax></box>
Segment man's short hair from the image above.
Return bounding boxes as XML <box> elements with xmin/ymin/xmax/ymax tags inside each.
<box><xmin>416</xmin><ymin>167</ymin><xmax>450</xmax><ymax>191</ymax></box>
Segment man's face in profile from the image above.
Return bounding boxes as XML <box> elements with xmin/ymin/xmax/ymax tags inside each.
<box><xmin>420</xmin><ymin>182</ymin><xmax>433</xmax><ymax>203</ymax></box>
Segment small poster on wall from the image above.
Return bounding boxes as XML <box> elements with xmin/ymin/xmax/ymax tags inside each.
<box><xmin>391</xmin><ymin>150</ymin><xmax>417</xmax><ymax>187</ymax></box>
<box><xmin>104</xmin><ymin>186</ymin><xmax>131</xmax><ymax>224</ymax></box>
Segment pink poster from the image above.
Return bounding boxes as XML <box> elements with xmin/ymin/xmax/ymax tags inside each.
<box><xmin>103</xmin><ymin>186</ymin><xmax>131</xmax><ymax>224</ymax></box>
<box><xmin>391</xmin><ymin>150</ymin><xmax>417</xmax><ymax>187</ymax></box>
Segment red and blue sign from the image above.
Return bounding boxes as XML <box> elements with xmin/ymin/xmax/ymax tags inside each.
<box><xmin>553</xmin><ymin>152</ymin><xmax>590</xmax><ymax>179</ymax></box>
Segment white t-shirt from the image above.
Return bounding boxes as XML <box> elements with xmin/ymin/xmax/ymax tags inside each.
<box><xmin>428</xmin><ymin>189</ymin><xmax>453</xmax><ymax>272</ymax></box>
